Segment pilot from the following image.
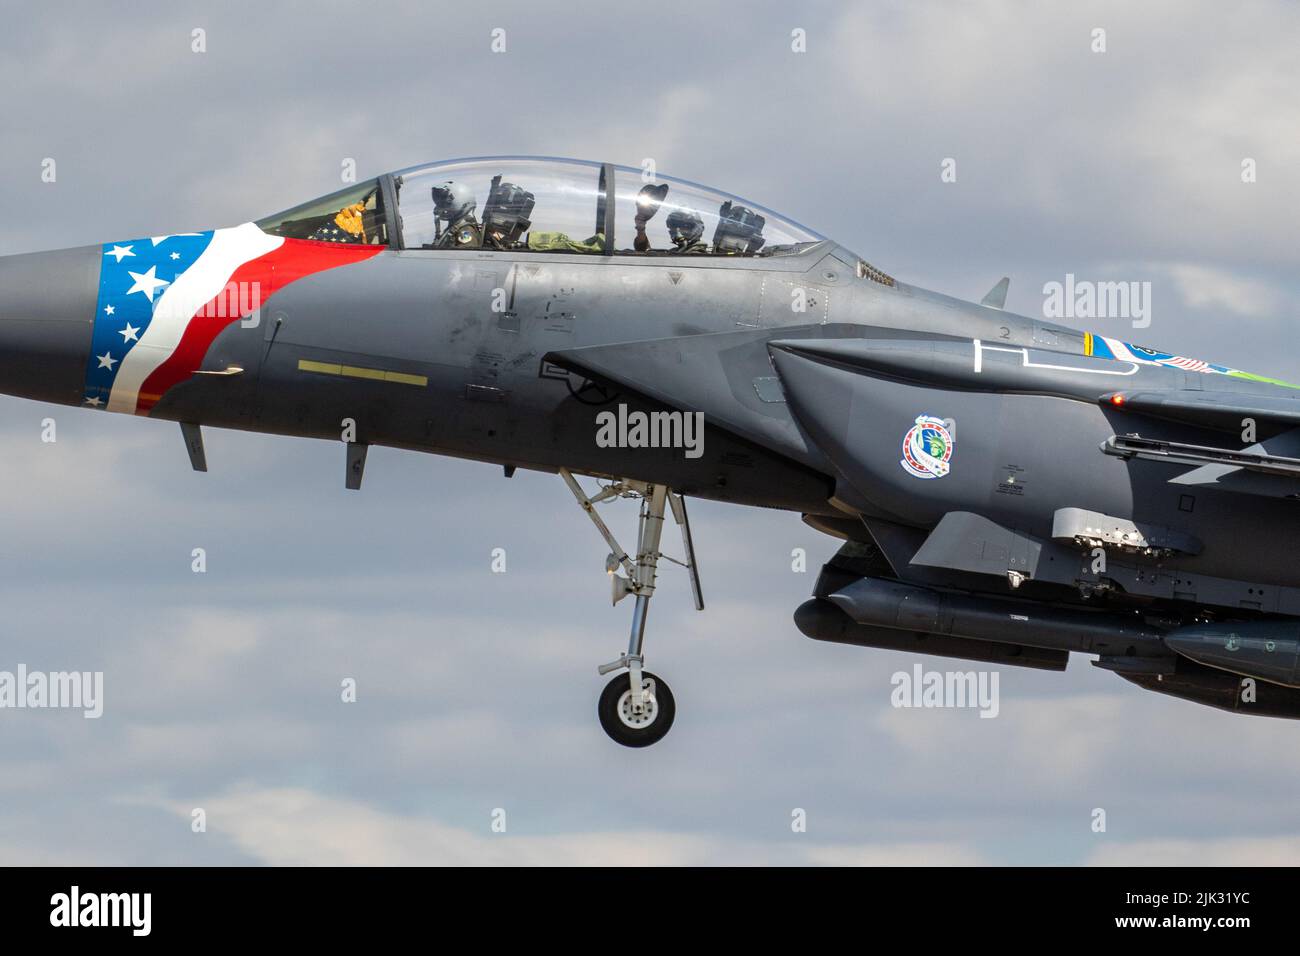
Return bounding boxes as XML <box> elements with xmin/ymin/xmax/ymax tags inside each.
<box><xmin>482</xmin><ymin>178</ymin><xmax>535</xmax><ymax>250</ymax></box>
<box><xmin>430</xmin><ymin>181</ymin><xmax>481</xmax><ymax>249</ymax></box>
<box><xmin>310</xmin><ymin>200</ymin><xmax>369</xmax><ymax>243</ymax></box>
<box><xmin>665</xmin><ymin>209</ymin><xmax>709</xmax><ymax>254</ymax></box>
<box><xmin>712</xmin><ymin>201</ymin><xmax>766</xmax><ymax>255</ymax></box>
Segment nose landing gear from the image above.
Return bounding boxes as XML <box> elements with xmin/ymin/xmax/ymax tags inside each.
<box><xmin>560</xmin><ymin>469</ymin><xmax>703</xmax><ymax>747</ymax></box>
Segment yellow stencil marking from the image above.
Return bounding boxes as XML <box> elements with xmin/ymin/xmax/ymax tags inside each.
<box><xmin>298</xmin><ymin>359</ymin><xmax>427</xmax><ymax>387</ymax></box>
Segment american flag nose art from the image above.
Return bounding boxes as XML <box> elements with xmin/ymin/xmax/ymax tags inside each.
<box><xmin>84</xmin><ymin>224</ymin><xmax>382</xmax><ymax>415</ymax></box>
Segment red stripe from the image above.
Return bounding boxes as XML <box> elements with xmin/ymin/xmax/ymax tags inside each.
<box><xmin>135</xmin><ymin>238</ymin><xmax>382</xmax><ymax>413</ymax></box>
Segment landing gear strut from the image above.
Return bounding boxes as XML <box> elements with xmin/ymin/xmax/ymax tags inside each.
<box><xmin>560</xmin><ymin>469</ymin><xmax>703</xmax><ymax>747</ymax></box>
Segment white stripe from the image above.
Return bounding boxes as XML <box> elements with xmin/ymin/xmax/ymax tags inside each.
<box><xmin>1102</xmin><ymin>337</ymin><xmax>1143</xmax><ymax>363</ymax></box>
<box><xmin>108</xmin><ymin>223</ymin><xmax>282</xmax><ymax>413</ymax></box>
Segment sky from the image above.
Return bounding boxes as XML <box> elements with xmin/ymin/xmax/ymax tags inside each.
<box><xmin>0</xmin><ymin>0</ymin><xmax>1298</xmax><ymax>865</ymax></box>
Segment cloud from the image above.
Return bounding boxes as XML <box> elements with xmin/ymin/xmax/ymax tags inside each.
<box><xmin>1158</xmin><ymin>262</ymin><xmax>1288</xmax><ymax>319</ymax></box>
<box><xmin>1087</xmin><ymin>837</ymin><xmax>1300</xmax><ymax>867</ymax></box>
<box><xmin>154</xmin><ymin>785</ymin><xmax>988</xmax><ymax>866</ymax></box>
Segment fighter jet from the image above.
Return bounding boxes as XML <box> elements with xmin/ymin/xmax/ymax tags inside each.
<box><xmin>3</xmin><ymin>155</ymin><xmax>1299</xmax><ymax>746</ymax></box>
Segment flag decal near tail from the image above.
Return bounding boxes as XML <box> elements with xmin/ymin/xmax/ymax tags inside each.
<box><xmin>1083</xmin><ymin>331</ymin><xmax>1299</xmax><ymax>389</ymax></box>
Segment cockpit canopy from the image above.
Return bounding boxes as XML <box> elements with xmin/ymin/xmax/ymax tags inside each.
<box><xmin>257</xmin><ymin>179</ymin><xmax>390</xmax><ymax>246</ymax></box>
<box><xmin>257</xmin><ymin>157</ymin><xmax>825</xmax><ymax>258</ymax></box>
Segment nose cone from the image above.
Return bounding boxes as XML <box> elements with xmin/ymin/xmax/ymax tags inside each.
<box><xmin>0</xmin><ymin>245</ymin><xmax>97</xmax><ymax>405</ymax></box>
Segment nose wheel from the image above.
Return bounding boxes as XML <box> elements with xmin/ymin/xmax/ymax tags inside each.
<box><xmin>598</xmin><ymin>670</ymin><xmax>676</xmax><ymax>747</ymax></box>
<box><xmin>560</xmin><ymin>469</ymin><xmax>703</xmax><ymax>748</ymax></box>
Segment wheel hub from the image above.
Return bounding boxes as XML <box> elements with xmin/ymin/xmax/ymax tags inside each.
<box><xmin>617</xmin><ymin>684</ymin><xmax>658</xmax><ymax>729</ymax></box>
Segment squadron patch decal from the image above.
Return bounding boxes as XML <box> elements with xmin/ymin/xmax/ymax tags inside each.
<box><xmin>900</xmin><ymin>415</ymin><xmax>954</xmax><ymax>479</ymax></box>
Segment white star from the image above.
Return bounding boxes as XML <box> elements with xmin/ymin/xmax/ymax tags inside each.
<box><xmin>125</xmin><ymin>266</ymin><xmax>169</xmax><ymax>302</ymax></box>
<box><xmin>119</xmin><ymin>323</ymin><xmax>140</xmax><ymax>343</ymax></box>
<box><xmin>84</xmin><ymin>395</ymin><xmax>102</xmax><ymax>407</ymax></box>
<box><xmin>150</xmin><ymin>233</ymin><xmax>201</xmax><ymax>246</ymax></box>
<box><xmin>170</xmin><ymin>252</ymin><xmax>180</xmax><ymax>260</ymax></box>
<box><xmin>104</xmin><ymin>305</ymin><xmax>115</xmax><ymax>316</ymax></box>
<box><xmin>97</xmin><ymin>351</ymin><xmax>118</xmax><ymax>370</ymax></box>
<box><xmin>105</xmin><ymin>244</ymin><xmax>135</xmax><ymax>263</ymax></box>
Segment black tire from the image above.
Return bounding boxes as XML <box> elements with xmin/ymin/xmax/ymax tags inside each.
<box><xmin>597</xmin><ymin>671</ymin><xmax>675</xmax><ymax>747</ymax></box>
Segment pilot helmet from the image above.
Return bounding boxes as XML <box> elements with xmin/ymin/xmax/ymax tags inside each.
<box><xmin>431</xmin><ymin>181</ymin><xmax>476</xmax><ymax>223</ymax></box>
<box><xmin>665</xmin><ymin>209</ymin><xmax>704</xmax><ymax>246</ymax></box>
<box><xmin>712</xmin><ymin>201</ymin><xmax>766</xmax><ymax>254</ymax></box>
